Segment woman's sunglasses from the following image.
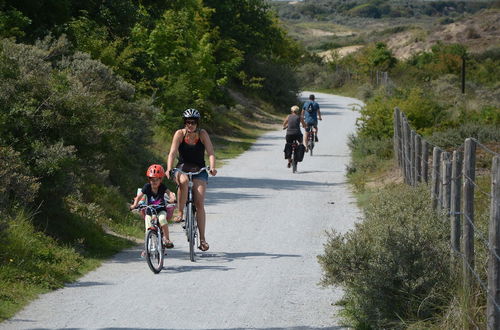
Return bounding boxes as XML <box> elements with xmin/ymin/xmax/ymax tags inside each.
<box><xmin>185</xmin><ymin>120</ymin><xmax>197</xmax><ymax>125</ymax></box>
<box><xmin>149</xmin><ymin>177</ymin><xmax>161</xmax><ymax>182</ymax></box>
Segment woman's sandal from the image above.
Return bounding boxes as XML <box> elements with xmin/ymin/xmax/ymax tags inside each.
<box><xmin>162</xmin><ymin>238</ymin><xmax>174</xmax><ymax>249</ymax></box>
<box><xmin>173</xmin><ymin>215</ymin><xmax>184</xmax><ymax>223</ymax></box>
<box><xmin>198</xmin><ymin>240</ymin><xmax>209</xmax><ymax>251</ymax></box>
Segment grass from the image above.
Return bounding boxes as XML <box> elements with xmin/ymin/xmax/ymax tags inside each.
<box><xmin>0</xmin><ymin>210</ymin><xmax>134</xmax><ymax>321</ymax></box>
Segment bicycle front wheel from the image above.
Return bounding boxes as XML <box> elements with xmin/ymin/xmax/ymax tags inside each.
<box><xmin>145</xmin><ymin>229</ymin><xmax>164</xmax><ymax>273</ymax></box>
<box><xmin>188</xmin><ymin>207</ymin><xmax>196</xmax><ymax>262</ymax></box>
<box><xmin>185</xmin><ymin>203</ymin><xmax>196</xmax><ymax>262</ymax></box>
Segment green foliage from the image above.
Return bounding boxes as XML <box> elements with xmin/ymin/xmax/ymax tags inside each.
<box><xmin>141</xmin><ymin>2</ymin><xmax>216</xmax><ymax>119</ymax></box>
<box><xmin>348</xmin><ymin>3</ymin><xmax>383</xmax><ymax>19</ymax></box>
<box><xmin>0</xmin><ymin>8</ymin><xmax>31</xmax><ymax>39</ymax></box>
<box><xmin>0</xmin><ymin>147</ymin><xmax>40</xmax><ymax>212</ymax></box>
<box><xmin>318</xmin><ymin>184</ymin><xmax>453</xmax><ymax>328</ymax></box>
<box><xmin>203</xmin><ymin>0</ymin><xmax>302</xmax><ymax>106</ymax></box>
<box><xmin>406</xmin><ymin>42</ymin><xmax>467</xmax><ymax>81</ymax></box>
<box><xmin>427</xmin><ymin>123</ymin><xmax>500</xmax><ymax>150</ymax></box>
<box><xmin>0</xmin><ymin>36</ymin><xmax>153</xmax><ymax>237</ymax></box>
<box><xmin>271</xmin><ymin>0</ymin><xmax>492</xmax><ymax>20</ymax></box>
<box><xmin>357</xmin><ymin>87</ymin><xmax>445</xmax><ymax>140</ymax></box>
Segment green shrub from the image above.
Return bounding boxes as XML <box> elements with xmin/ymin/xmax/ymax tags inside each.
<box><xmin>318</xmin><ymin>184</ymin><xmax>453</xmax><ymax>328</ymax></box>
<box><xmin>347</xmin><ymin>134</ymin><xmax>393</xmax><ymax>187</ymax></box>
<box><xmin>427</xmin><ymin>123</ymin><xmax>500</xmax><ymax>149</ymax></box>
<box><xmin>357</xmin><ymin>87</ymin><xmax>445</xmax><ymax>140</ymax></box>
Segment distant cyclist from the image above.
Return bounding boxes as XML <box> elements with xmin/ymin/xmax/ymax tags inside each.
<box><xmin>301</xmin><ymin>94</ymin><xmax>322</xmax><ymax>149</ymax></box>
<box><xmin>283</xmin><ymin>105</ymin><xmax>306</xmax><ymax>168</ymax></box>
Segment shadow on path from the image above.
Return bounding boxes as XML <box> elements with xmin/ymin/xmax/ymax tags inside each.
<box><xmin>210</xmin><ymin>176</ymin><xmax>341</xmax><ymax>191</ymax></box>
<box><xmin>20</xmin><ymin>326</ymin><xmax>346</xmax><ymax>330</ymax></box>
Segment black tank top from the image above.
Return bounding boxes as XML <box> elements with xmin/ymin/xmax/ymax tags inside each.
<box><xmin>286</xmin><ymin>114</ymin><xmax>301</xmax><ymax>135</ymax></box>
<box><xmin>178</xmin><ymin>130</ymin><xmax>206</xmax><ymax>168</ymax></box>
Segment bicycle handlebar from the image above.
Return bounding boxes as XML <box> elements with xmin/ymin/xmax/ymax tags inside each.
<box><xmin>131</xmin><ymin>202</ymin><xmax>176</xmax><ymax>211</ymax></box>
<box><xmin>174</xmin><ymin>166</ymin><xmax>210</xmax><ymax>176</ymax></box>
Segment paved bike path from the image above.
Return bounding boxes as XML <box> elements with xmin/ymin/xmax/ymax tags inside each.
<box><xmin>0</xmin><ymin>92</ymin><xmax>363</xmax><ymax>329</ymax></box>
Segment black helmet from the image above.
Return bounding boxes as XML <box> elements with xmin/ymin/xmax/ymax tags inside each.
<box><xmin>182</xmin><ymin>108</ymin><xmax>201</xmax><ymax>119</ymax></box>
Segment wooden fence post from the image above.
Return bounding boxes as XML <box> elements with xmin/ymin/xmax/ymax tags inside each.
<box><xmin>415</xmin><ymin>134</ymin><xmax>422</xmax><ymax>183</ymax></box>
<box><xmin>400</xmin><ymin>112</ymin><xmax>407</xmax><ymax>182</ymax></box>
<box><xmin>463</xmin><ymin>138</ymin><xmax>477</xmax><ymax>286</ymax></box>
<box><xmin>410</xmin><ymin>130</ymin><xmax>416</xmax><ymax>186</ymax></box>
<box><xmin>442</xmin><ymin>152</ymin><xmax>452</xmax><ymax>212</ymax></box>
<box><xmin>450</xmin><ymin>150</ymin><xmax>462</xmax><ymax>258</ymax></box>
<box><xmin>394</xmin><ymin>108</ymin><xmax>402</xmax><ymax>168</ymax></box>
<box><xmin>488</xmin><ymin>156</ymin><xmax>500</xmax><ymax>329</ymax></box>
<box><xmin>422</xmin><ymin>141</ymin><xmax>429</xmax><ymax>183</ymax></box>
<box><xmin>402</xmin><ymin>115</ymin><xmax>412</xmax><ymax>185</ymax></box>
<box><xmin>432</xmin><ymin>147</ymin><xmax>442</xmax><ymax>210</ymax></box>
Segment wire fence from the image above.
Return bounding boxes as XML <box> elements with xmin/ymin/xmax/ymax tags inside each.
<box><xmin>393</xmin><ymin>107</ymin><xmax>500</xmax><ymax>329</ymax></box>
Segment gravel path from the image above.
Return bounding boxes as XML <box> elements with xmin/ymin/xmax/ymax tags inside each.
<box><xmin>0</xmin><ymin>92</ymin><xmax>363</xmax><ymax>330</ymax></box>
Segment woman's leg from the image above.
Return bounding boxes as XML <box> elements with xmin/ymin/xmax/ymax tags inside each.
<box><xmin>193</xmin><ymin>179</ymin><xmax>208</xmax><ymax>246</ymax></box>
<box><xmin>175</xmin><ymin>172</ymin><xmax>189</xmax><ymax>221</ymax></box>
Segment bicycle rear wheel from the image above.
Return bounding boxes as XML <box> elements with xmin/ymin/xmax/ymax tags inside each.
<box><xmin>145</xmin><ymin>229</ymin><xmax>164</xmax><ymax>273</ymax></box>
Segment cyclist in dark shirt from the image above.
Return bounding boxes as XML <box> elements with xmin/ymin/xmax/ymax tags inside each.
<box><xmin>166</xmin><ymin>108</ymin><xmax>217</xmax><ymax>252</ymax></box>
<box><xmin>283</xmin><ymin>105</ymin><xmax>306</xmax><ymax>168</ymax></box>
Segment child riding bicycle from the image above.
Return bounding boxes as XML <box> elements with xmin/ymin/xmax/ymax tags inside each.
<box><xmin>130</xmin><ymin>164</ymin><xmax>176</xmax><ymax>251</ymax></box>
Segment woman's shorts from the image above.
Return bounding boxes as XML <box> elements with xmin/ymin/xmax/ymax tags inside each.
<box><xmin>286</xmin><ymin>133</ymin><xmax>303</xmax><ymax>144</ymax></box>
<box><xmin>173</xmin><ymin>168</ymin><xmax>209</xmax><ymax>183</ymax></box>
<box><xmin>305</xmin><ymin>122</ymin><xmax>318</xmax><ymax>132</ymax></box>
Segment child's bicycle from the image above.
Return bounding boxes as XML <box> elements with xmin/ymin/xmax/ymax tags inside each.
<box><xmin>132</xmin><ymin>203</ymin><xmax>175</xmax><ymax>274</ymax></box>
<box><xmin>173</xmin><ymin>167</ymin><xmax>209</xmax><ymax>262</ymax></box>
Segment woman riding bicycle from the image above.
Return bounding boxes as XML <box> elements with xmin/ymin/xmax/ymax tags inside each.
<box><xmin>283</xmin><ymin>105</ymin><xmax>306</xmax><ymax>168</ymax></box>
<box><xmin>166</xmin><ymin>108</ymin><xmax>217</xmax><ymax>251</ymax></box>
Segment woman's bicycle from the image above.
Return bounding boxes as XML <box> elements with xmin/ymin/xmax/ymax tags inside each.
<box><xmin>173</xmin><ymin>166</ymin><xmax>209</xmax><ymax>262</ymax></box>
<box><xmin>132</xmin><ymin>203</ymin><xmax>175</xmax><ymax>274</ymax></box>
<box><xmin>290</xmin><ymin>141</ymin><xmax>299</xmax><ymax>173</ymax></box>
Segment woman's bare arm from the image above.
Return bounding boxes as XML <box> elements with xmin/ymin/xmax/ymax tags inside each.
<box><xmin>200</xmin><ymin>129</ymin><xmax>217</xmax><ymax>176</ymax></box>
<box><xmin>166</xmin><ymin>129</ymin><xmax>183</xmax><ymax>178</ymax></box>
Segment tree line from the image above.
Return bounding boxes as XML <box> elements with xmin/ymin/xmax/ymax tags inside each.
<box><xmin>0</xmin><ymin>0</ymin><xmax>302</xmax><ymax>243</ymax></box>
